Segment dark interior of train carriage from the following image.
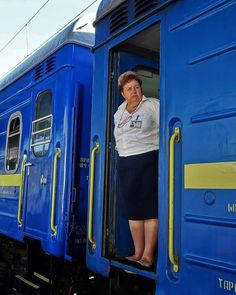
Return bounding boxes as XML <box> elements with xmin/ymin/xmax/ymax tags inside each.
<box><xmin>104</xmin><ymin>22</ymin><xmax>160</xmax><ymax>274</ymax></box>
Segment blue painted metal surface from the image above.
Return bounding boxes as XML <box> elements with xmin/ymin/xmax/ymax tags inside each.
<box><xmin>95</xmin><ymin>0</ymin><xmax>126</xmax><ymax>22</ymax></box>
<box><xmin>88</xmin><ymin>0</ymin><xmax>236</xmax><ymax>293</ymax></box>
<box><xmin>0</xmin><ymin>19</ymin><xmax>94</xmax><ymax>261</ymax></box>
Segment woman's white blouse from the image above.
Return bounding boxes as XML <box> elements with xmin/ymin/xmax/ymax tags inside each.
<box><xmin>114</xmin><ymin>96</ymin><xmax>159</xmax><ymax>157</ymax></box>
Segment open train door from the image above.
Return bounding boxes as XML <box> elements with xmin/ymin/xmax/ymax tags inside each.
<box><xmin>158</xmin><ymin>2</ymin><xmax>236</xmax><ymax>294</ymax></box>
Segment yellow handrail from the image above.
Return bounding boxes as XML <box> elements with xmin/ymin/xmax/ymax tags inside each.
<box><xmin>50</xmin><ymin>148</ymin><xmax>61</xmax><ymax>235</ymax></box>
<box><xmin>88</xmin><ymin>142</ymin><xmax>100</xmax><ymax>250</ymax></box>
<box><xmin>168</xmin><ymin>127</ymin><xmax>180</xmax><ymax>272</ymax></box>
<box><xmin>17</xmin><ymin>154</ymin><xmax>27</xmax><ymax>226</ymax></box>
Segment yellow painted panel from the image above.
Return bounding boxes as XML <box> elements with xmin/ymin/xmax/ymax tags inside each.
<box><xmin>0</xmin><ymin>174</ymin><xmax>22</xmax><ymax>186</ymax></box>
<box><xmin>184</xmin><ymin>162</ymin><xmax>236</xmax><ymax>189</ymax></box>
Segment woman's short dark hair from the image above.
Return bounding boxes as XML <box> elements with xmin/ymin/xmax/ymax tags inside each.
<box><xmin>118</xmin><ymin>71</ymin><xmax>142</xmax><ymax>91</ymax></box>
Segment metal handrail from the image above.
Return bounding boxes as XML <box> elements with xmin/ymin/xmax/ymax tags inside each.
<box><xmin>88</xmin><ymin>142</ymin><xmax>100</xmax><ymax>250</ymax></box>
<box><xmin>168</xmin><ymin>127</ymin><xmax>180</xmax><ymax>272</ymax></box>
<box><xmin>17</xmin><ymin>154</ymin><xmax>27</xmax><ymax>226</ymax></box>
<box><xmin>50</xmin><ymin>148</ymin><xmax>61</xmax><ymax>235</ymax></box>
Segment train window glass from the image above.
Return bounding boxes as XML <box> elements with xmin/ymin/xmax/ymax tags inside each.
<box><xmin>6</xmin><ymin>113</ymin><xmax>22</xmax><ymax>172</ymax></box>
<box><xmin>31</xmin><ymin>89</ymin><xmax>52</xmax><ymax>157</ymax></box>
<box><xmin>134</xmin><ymin>67</ymin><xmax>160</xmax><ymax>99</ymax></box>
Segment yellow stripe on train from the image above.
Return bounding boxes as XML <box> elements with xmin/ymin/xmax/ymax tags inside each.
<box><xmin>184</xmin><ymin>162</ymin><xmax>236</xmax><ymax>189</ymax></box>
<box><xmin>0</xmin><ymin>174</ymin><xmax>22</xmax><ymax>186</ymax></box>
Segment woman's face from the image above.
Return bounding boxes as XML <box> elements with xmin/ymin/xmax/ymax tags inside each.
<box><xmin>121</xmin><ymin>79</ymin><xmax>143</xmax><ymax>105</ymax></box>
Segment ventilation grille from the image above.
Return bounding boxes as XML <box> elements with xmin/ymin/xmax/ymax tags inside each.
<box><xmin>34</xmin><ymin>55</ymin><xmax>56</xmax><ymax>81</ymax></box>
<box><xmin>109</xmin><ymin>4</ymin><xmax>128</xmax><ymax>34</ymax></box>
<box><xmin>46</xmin><ymin>56</ymin><xmax>56</xmax><ymax>73</ymax></box>
<box><xmin>34</xmin><ymin>65</ymin><xmax>43</xmax><ymax>81</ymax></box>
<box><xmin>135</xmin><ymin>0</ymin><xmax>159</xmax><ymax>18</ymax></box>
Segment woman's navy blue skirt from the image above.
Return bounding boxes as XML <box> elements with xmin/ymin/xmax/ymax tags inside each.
<box><xmin>117</xmin><ymin>150</ymin><xmax>158</xmax><ymax>220</ymax></box>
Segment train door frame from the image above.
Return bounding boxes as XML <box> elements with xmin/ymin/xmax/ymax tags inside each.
<box><xmin>87</xmin><ymin>2</ymin><xmax>179</xmax><ymax>291</ymax></box>
<box><xmin>104</xmin><ymin>50</ymin><xmax>160</xmax><ymax>260</ymax></box>
<box><xmin>90</xmin><ymin>20</ymin><xmax>161</xmax><ymax>291</ymax></box>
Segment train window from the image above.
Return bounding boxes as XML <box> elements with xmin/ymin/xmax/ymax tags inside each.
<box><xmin>31</xmin><ymin>89</ymin><xmax>52</xmax><ymax>157</ymax></box>
<box><xmin>6</xmin><ymin>112</ymin><xmax>22</xmax><ymax>172</ymax></box>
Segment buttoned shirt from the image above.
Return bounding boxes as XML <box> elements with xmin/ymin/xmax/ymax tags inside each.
<box><xmin>114</xmin><ymin>95</ymin><xmax>159</xmax><ymax>157</ymax></box>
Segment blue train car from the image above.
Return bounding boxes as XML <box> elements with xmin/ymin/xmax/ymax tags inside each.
<box><xmin>88</xmin><ymin>0</ymin><xmax>236</xmax><ymax>294</ymax></box>
<box><xmin>0</xmin><ymin>19</ymin><xmax>95</xmax><ymax>293</ymax></box>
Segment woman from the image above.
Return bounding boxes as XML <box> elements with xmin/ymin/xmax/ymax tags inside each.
<box><xmin>114</xmin><ymin>71</ymin><xmax>159</xmax><ymax>268</ymax></box>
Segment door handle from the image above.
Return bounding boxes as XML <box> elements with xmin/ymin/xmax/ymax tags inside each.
<box><xmin>168</xmin><ymin>127</ymin><xmax>180</xmax><ymax>272</ymax></box>
<box><xmin>88</xmin><ymin>142</ymin><xmax>99</xmax><ymax>250</ymax></box>
<box><xmin>25</xmin><ymin>162</ymin><xmax>32</xmax><ymax>176</ymax></box>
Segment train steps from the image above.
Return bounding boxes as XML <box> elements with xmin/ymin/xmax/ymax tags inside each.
<box><xmin>13</xmin><ymin>271</ymin><xmax>51</xmax><ymax>295</ymax></box>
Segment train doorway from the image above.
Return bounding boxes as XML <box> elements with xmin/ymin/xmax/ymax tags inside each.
<box><xmin>104</xmin><ymin>23</ymin><xmax>161</xmax><ymax>282</ymax></box>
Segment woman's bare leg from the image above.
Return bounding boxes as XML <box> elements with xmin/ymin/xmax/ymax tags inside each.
<box><xmin>126</xmin><ymin>220</ymin><xmax>145</xmax><ymax>261</ymax></box>
<box><xmin>139</xmin><ymin>219</ymin><xmax>158</xmax><ymax>266</ymax></box>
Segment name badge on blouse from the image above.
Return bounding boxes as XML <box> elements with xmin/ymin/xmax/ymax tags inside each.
<box><xmin>130</xmin><ymin>120</ymin><xmax>142</xmax><ymax>128</ymax></box>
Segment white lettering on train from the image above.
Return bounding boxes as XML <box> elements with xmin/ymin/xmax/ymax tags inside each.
<box><xmin>79</xmin><ymin>157</ymin><xmax>90</xmax><ymax>168</ymax></box>
<box><xmin>219</xmin><ymin>278</ymin><xmax>236</xmax><ymax>292</ymax></box>
<box><xmin>228</xmin><ymin>203</ymin><xmax>236</xmax><ymax>213</ymax></box>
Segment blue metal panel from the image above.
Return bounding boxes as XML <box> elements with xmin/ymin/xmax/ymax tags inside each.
<box><xmin>64</xmin><ymin>44</ymin><xmax>93</xmax><ymax>261</ymax></box>
<box><xmin>158</xmin><ymin>1</ymin><xmax>236</xmax><ymax>294</ymax></box>
<box><xmin>86</xmin><ymin>44</ymin><xmax>111</xmax><ymax>276</ymax></box>
<box><xmin>94</xmin><ymin>0</ymin><xmax>176</xmax><ymax>47</ymax></box>
<box><xmin>95</xmin><ymin>0</ymin><xmax>126</xmax><ymax>22</ymax></box>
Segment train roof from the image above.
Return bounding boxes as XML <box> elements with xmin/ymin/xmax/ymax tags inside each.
<box><xmin>95</xmin><ymin>0</ymin><xmax>126</xmax><ymax>23</ymax></box>
<box><xmin>0</xmin><ymin>19</ymin><xmax>94</xmax><ymax>91</ymax></box>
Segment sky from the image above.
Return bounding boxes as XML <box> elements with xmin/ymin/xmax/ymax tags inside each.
<box><xmin>0</xmin><ymin>0</ymin><xmax>102</xmax><ymax>79</ymax></box>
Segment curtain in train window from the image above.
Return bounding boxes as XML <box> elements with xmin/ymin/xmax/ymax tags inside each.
<box><xmin>31</xmin><ymin>89</ymin><xmax>52</xmax><ymax>157</ymax></box>
<box><xmin>6</xmin><ymin>113</ymin><xmax>22</xmax><ymax>172</ymax></box>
